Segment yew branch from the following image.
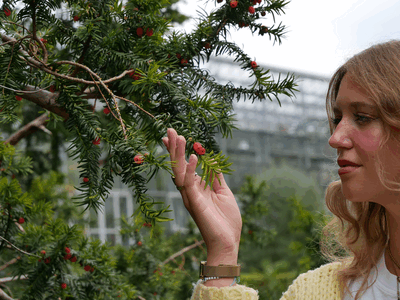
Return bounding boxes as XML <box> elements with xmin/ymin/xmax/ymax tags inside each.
<box><xmin>0</xmin><ymin>257</ymin><xmax>20</xmax><ymax>272</ymax></box>
<box><xmin>5</xmin><ymin>113</ymin><xmax>50</xmax><ymax>146</ymax></box>
<box><xmin>0</xmin><ymin>288</ymin><xmax>15</xmax><ymax>300</ymax></box>
<box><xmin>161</xmin><ymin>239</ymin><xmax>204</xmax><ymax>265</ymax></box>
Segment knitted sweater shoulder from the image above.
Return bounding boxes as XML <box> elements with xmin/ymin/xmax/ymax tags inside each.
<box><xmin>190</xmin><ymin>261</ymin><xmax>343</xmax><ymax>300</ymax></box>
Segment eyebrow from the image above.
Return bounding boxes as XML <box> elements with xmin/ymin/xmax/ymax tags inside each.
<box><xmin>333</xmin><ymin>101</ymin><xmax>377</xmax><ymax>114</ymax></box>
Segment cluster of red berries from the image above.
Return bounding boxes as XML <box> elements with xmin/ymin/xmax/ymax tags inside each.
<box><xmin>3</xmin><ymin>7</ymin><xmax>11</xmax><ymax>17</ymax></box>
<box><xmin>136</xmin><ymin>27</ymin><xmax>154</xmax><ymax>38</ymax></box>
<box><xmin>40</xmin><ymin>38</ymin><xmax>47</xmax><ymax>44</ymax></box>
<box><xmin>193</xmin><ymin>142</ymin><xmax>206</xmax><ymax>155</ymax></box>
<box><xmin>39</xmin><ymin>247</ymin><xmax>94</xmax><ymax>273</ymax></box>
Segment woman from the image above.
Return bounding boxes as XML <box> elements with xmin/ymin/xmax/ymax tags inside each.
<box><xmin>162</xmin><ymin>40</ymin><xmax>400</xmax><ymax>299</ymax></box>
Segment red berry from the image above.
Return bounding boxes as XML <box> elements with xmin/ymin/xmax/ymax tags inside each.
<box><xmin>70</xmin><ymin>256</ymin><xmax>77</xmax><ymax>263</ymax></box>
<box><xmin>261</xmin><ymin>26</ymin><xmax>268</xmax><ymax>33</ymax></box>
<box><xmin>73</xmin><ymin>15</ymin><xmax>80</xmax><ymax>22</ymax></box>
<box><xmin>137</xmin><ymin>241</ymin><xmax>142</xmax><ymax>246</ymax></box>
<box><xmin>195</xmin><ymin>147</ymin><xmax>206</xmax><ymax>156</ymax></box>
<box><xmin>193</xmin><ymin>142</ymin><xmax>202</xmax><ymax>151</ymax></box>
<box><xmin>83</xmin><ymin>177</ymin><xmax>89</xmax><ymax>183</ymax></box>
<box><xmin>250</xmin><ymin>61</ymin><xmax>258</xmax><ymax>69</ymax></box>
<box><xmin>61</xmin><ymin>283</ymin><xmax>67</xmax><ymax>289</ymax></box>
<box><xmin>92</xmin><ymin>137</ymin><xmax>101</xmax><ymax>145</ymax></box>
<box><xmin>171</xmin><ymin>270</ymin><xmax>176</xmax><ymax>274</ymax></box>
<box><xmin>15</xmin><ymin>96</ymin><xmax>22</xmax><ymax>101</ymax></box>
<box><xmin>181</xmin><ymin>58</ymin><xmax>188</xmax><ymax>66</ymax></box>
<box><xmin>65</xmin><ymin>247</ymin><xmax>71</xmax><ymax>254</ymax></box>
<box><xmin>230</xmin><ymin>0</ymin><xmax>238</xmax><ymax>8</ymax></box>
<box><xmin>134</xmin><ymin>154</ymin><xmax>144</xmax><ymax>164</ymax></box>
<box><xmin>3</xmin><ymin>7</ymin><xmax>11</xmax><ymax>17</ymax></box>
<box><xmin>103</xmin><ymin>107</ymin><xmax>110</xmax><ymax>115</ymax></box>
<box><xmin>261</xmin><ymin>11</ymin><xmax>266</xmax><ymax>16</ymax></box>
<box><xmin>38</xmin><ymin>259</ymin><xmax>42</xmax><ymax>262</ymax></box>
<box><xmin>248</xmin><ymin>230</ymin><xmax>253</xmax><ymax>234</ymax></box>
<box><xmin>204</xmin><ymin>42</ymin><xmax>211</xmax><ymax>49</ymax></box>
<box><xmin>90</xmin><ymin>267</ymin><xmax>94</xmax><ymax>272</ymax></box>
<box><xmin>45</xmin><ymin>258</ymin><xmax>51</xmax><ymax>264</ymax></box>
<box><xmin>40</xmin><ymin>38</ymin><xmax>47</xmax><ymax>44</ymax></box>
<box><xmin>248</xmin><ymin>6</ymin><xmax>255</xmax><ymax>14</ymax></box>
<box><xmin>146</xmin><ymin>28</ymin><xmax>153</xmax><ymax>36</ymax></box>
<box><xmin>176</xmin><ymin>53</ymin><xmax>181</xmax><ymax>59</ymax></box>
<box><xmin>137</xmin><ymin>27</ymin><xmax>143</xmax><ymax>37</ymax></box>
<box><xmin>253</xmin><ymin>0</ymin><xmax>257</xmax><ymax>4</ymax></box>
<box><xmin>49</xmin><ymin>85</ymin><xmax>56</xmax><ymax>92</ymax></box>
<box><xmin>84</xmin><ymin>265</ymin><xmax>91</xmax><ymax>271</ymax></box>
<box><xmin>257</xmin><ymin>0</ymin><xmax>261</xmax><ymax>3</ymax></box>
<box><xmin>18</xmin><ymin>217</ymin><xmax>25</xmax><ymax>224</ymax></box>
<box><xmin>64</xmin><ymin>254</ymin><xmax>72</xmax><ymax>260</ymax></box>
<box><xmin>41</xmin><ymin>250</ymin><xmax>46</xmax><ymax>255</ymax></box>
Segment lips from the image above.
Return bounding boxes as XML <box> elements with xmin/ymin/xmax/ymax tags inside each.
<box><xmin>337</xmin><ymin>159</ymin><xmax>362</xmax><ymax>167</ymax></box>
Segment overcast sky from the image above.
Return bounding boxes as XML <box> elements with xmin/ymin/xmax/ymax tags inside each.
<box><xmin>174</xmin><ymin>0</ymin><xmax>400</xmax><ymax>78</ymax></box>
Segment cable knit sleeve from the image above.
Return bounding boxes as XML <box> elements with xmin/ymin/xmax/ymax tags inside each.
<box><xmin>190</xmin><ymin>280</ymin><xmax>259</xmax><ymax>300</ymax></box>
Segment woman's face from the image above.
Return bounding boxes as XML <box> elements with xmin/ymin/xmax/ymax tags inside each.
<box><xmin>328</xmin><ymin>74</ymin><xmax>400</xmax><ymax>207</ymax></box>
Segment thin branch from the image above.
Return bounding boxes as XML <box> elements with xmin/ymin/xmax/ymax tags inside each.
<box><xmin>161</xmin><ymin>239</ymin><xmax>205</xmax><ymax>265</ymax></box>
<box><xmin>0</xmin><ymin>33</ymin><xmax>134</xmax><ymax>86</ymax></box>
<box><xmin>0</xmin><ymin>275</ymin><xmax>28</xmax><ymax>283</ymax></box>
<box><xmin>5</xmin><ymin>113</ymin><xmax>50</xmax><ymax>146</ymax></box>
<box><xmin>0</xmin><ymin>84</ymin><xmax>52</xmax><ymax>94</ymax></box>
<box><xmin>115</xmin><ymin>95</ymin><xmax>155</xmax><ymax>119</ymax></box>
<box><xmin>1</xmin><ymin>20</ymin><xmax>31</xmax><ymax>34</ymax></box>
<box><xmin>0</xmin><ymin>257</ymin><xmax>20</xmax><ymax>272</ymax></box>
<box><xmin>0</xmin><ymin>288</ymin><xmax>15</xmax><ymax>300</ymax></box>
<box><xmin>0</xmin><ymin>236</ymin><xmax>40</xmax><ymax>258</ymax></box>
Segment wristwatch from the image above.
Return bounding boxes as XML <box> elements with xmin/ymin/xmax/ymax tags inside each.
<box><xmin>199</xmin><ymin>261</ymin><xmax>241</xmax><ymax>280</ymax></box>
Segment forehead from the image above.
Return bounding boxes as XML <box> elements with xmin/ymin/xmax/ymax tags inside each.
<box><xmin>332</xmin><ymin>75</ymin><xmax>377</xmax><ymax>113</ymax></box>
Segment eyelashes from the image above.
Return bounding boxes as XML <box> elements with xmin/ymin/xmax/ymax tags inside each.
<box><xmin>330</xmin><ymin>114</ymin><xmax>373</xmax><ymax>126</ymax></box>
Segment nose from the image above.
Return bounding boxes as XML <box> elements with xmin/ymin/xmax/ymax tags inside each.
<box><xmin>328</xmin><ymin>123</ymin><xmax>352</xmax><ymax>150</ymax></box>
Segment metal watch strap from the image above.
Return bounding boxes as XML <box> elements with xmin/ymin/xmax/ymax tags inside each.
<box><xmin>199</xmin><ymin>261</ymin><xmax>241</xmax><ymax>279</ymax></box>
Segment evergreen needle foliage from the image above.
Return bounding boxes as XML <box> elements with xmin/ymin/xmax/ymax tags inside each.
<box><xmin>0</xmin><ymin>0</ymin><xmax>299</xmax><ymax>297</ymax></box>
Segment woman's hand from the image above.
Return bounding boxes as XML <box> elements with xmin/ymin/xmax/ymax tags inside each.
<box><xmin>162</xmin><ymin>128</ymin><xmax>242</xmax><ymax>258</ymax></box>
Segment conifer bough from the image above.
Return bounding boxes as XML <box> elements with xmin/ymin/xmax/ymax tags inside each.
<box><xmin>0</xmin><ymin>0</ymin><xmax>296</xmax><ymax>238</ymax></box>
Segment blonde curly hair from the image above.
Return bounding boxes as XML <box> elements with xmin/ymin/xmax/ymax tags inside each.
<box><xmin>321</xmin><ymin>40</ymin><xmax>400</xmax><ymax>300</ymax></box>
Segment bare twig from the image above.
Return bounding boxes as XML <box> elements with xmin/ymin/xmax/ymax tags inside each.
<box><xmin>0</xmin><ymin>275</ymin><xmax>28</xmax><ymax>284</ymax></box>
<box><xmin>115</xmin><ymin>95</ymin><xmax>155</xmax><ymax>119</ymax></box>
<box><xmin>0</xmin><ymin>288</ymin><xmax>15</xmax><ymax>300</ymax></box>
<box><xmin>0</xmin><ymin>84</ymin><xmax>52</xmax><ymax>94</ymax></box>
<box><xmin>161</xmin><ymin>239</ymin><xmax>205</xmax><ymax>265</ymax></box>
<box><xmin>0</xmin><ymin>257</ymin><xmax>20</xmax><ymax>272</ymax></box>
<box><xmin>5</xmin><ymin>113</ymin><xmax>50</xmax><ymax>146</ymax></box>
<box><xmin>0</xmin><ymin>236</ymin><xmax>40</xmax><ymax>258</ymax></box>
<box><xmin>1</xmin><ymin>20</ymin><xmax>31</xmax><ymax>34</ymax></box>
<box><xmin>87</xmin><ymin>71</ymin><xmax>127</xmax><ymax>139</ymax></box>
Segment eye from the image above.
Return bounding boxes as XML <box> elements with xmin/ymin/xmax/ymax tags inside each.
<box><xmin>330</xmin><ymin>114</ymin><xmax>373</xmax><ymax>126</ymax></box>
